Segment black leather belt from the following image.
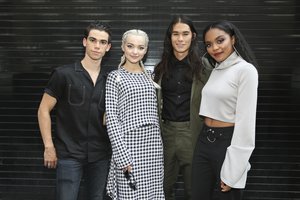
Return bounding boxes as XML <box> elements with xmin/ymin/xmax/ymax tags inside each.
<box><xmin>203</xmin><ymin>125</ymin><xmax>234</xmax><ymax>143</ymax></box>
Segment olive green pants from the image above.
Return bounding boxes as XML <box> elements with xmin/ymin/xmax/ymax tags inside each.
<box><xmin>162</xmin><ymin>120</ymin><xmax>194</xmax><ymax>200</ymax></box>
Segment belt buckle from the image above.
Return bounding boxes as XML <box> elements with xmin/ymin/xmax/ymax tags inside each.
<box><xmin>206</xmin><ymin>128</ymin><xmax>216</xmax><ymax>143</ymax></box>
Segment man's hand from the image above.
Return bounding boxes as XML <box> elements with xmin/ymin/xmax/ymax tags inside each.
<box><xmin>44</xmin><ymin>146</ymin><xmax>57</xmax><ymax>169</ymax></box>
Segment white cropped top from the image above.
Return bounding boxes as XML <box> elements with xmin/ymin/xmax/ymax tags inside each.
<box><xmin>200</xmin><ymin>52</ymin><xmax>258</xmax><ymax>188</ymax></box>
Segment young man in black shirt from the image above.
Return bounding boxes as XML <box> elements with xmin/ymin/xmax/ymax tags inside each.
<box><xmin>154</xmin><ymin>15</ymin><xmax>210</xmax><ymax>200</ymax></box>
<box><xmin>37</xmin><ymin>21</ymin><xmax>113</xmax><ymax>200</ymax></box>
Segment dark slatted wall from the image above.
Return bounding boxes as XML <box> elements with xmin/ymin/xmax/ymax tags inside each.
<box><xmin>0</xmin><ymin>0</ymin><xmax>299</xmax><ymax>199</ymax></box>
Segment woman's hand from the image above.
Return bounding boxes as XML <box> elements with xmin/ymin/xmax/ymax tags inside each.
<box><xmin>123</xmin><ymin>165</ymin><xmax>132</xmax><ymax>173</ymax></box>
<box><xmin>220</xmin><ymin>181</ymin><xmax>231</xmax><ymax>192</ymax></box>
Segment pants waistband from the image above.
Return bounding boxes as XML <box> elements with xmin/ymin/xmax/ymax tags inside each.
<box><xmin>202</xmin><ymin>124</ymin><xmax>234</xmax><ymax>142</ymax></box>
<box><xmin>162</xmin><ymin>120</ymin><xmax>190</xmax><ymax>127</ymax></box>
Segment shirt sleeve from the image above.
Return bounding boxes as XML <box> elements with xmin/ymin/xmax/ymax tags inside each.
<box><xmin>44</xmin><ymin>68</ymin><xmax>64</xmax><ymax>100</ymax></box>
<box><xmin>221</xmin><ymin>64</ymin><xmax>258</xmax><ymax>188</ymax></box>
<box><xmin>105</xmin><ymin>71</ymin><xmax>133</xmax><ymax>169</ymax></box>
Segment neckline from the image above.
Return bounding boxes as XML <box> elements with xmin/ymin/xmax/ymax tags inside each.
<box><xmin>120</xmin><ymin>66</ymin><xmax>144</xmax><ymax>75</ymax></box>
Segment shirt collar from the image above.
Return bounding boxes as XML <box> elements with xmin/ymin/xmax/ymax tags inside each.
<box><xmin>171</xmin><ymin>54</ymin><xmax>189</xmax><ymax>66</ymax></box>
<box><xmin>75</xmin><ymin>61</ymin><xmax>84</xmax><ymax>72</ymax></box>
<box><xmin>74</xmin><ymin>61</ymin><xmax>109</xmax><ymax>76</ymax></box>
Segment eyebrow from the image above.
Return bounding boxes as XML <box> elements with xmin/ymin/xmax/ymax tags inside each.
<box><xmin>215</xmin><ymin>35</ymin><xmax>225</xmax><ymax>39</ymax></box>
<box><xmin>126</xmin><ymin>42</ymin><xmax>146</xmax><ymax>47</ymax></box>
<box><xmin>172</xmin><ymin>31</ymin><xmax>190</xmax><ymax>34</ymax></box>
<box><xmin>205</xmin><ymin>35</ymin><xmax>225</xmax><ymax>43</ymax></box>
<box><xmin>88</xmin><ymin>36</ymin><xmax>108</xmax><ymax>42</ymax></box>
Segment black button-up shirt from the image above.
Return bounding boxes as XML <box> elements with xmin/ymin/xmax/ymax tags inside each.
<box><xmin>161</xmin><ymin>56</ymin><xmax>192</xmax><ymax>122</ymax></box>
<box><xmin>45</xmin><ymin>61</ymin><xmax>112</xmax><ymax>162</ymax></box>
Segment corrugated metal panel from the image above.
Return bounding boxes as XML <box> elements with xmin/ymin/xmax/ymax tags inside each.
<box><xmin>0</xmin><ymin>0</ymin><xmax>299</xmax><ymax>199</ymax></box>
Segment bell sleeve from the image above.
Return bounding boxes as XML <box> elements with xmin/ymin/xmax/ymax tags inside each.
<box><xmin>220</xmin><ymin>64</ymin><xmax>258</xmax><ymax>188</ymax></box>
<box><xmin>105</xmin><ymin>71</ymin><xmax>133</xmax><ymax>169</ymax></box>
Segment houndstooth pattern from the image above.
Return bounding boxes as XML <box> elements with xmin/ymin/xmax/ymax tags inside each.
<box><xmin>106</xmin><ymin>68</ymin><xmax>165</xmax><ymax>199</ymax></box>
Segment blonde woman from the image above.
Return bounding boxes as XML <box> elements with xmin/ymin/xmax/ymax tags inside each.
<box><xmin>105</xmin><ymin>29</ymin><xmax>164</xmax><ymax>199</ymax></box>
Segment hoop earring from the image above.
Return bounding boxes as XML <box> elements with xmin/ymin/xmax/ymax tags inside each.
<box><xmin>201</xmin><ymin>51</ymin><xmax>215</xmax><ymax>69</ymax></box>
<box><xmin>233</xmin><ymin>45</ymin><xmax>241</xmax><ymax>57</ymax></box>
<box><xmin>201</xmin><ymin>52</ymin><xmax>208</xmax><ymax>66</ymax></box>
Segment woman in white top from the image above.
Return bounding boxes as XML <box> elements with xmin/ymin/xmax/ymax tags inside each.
<box><xmin>105</xmin><ymin>29</ymin><xmax>164</xmax><ymax>199</ymax></box>
<box><xmin>191</xmin><ymin>20</ymin><xmax>258</xmax><ymax>200</ymax></box>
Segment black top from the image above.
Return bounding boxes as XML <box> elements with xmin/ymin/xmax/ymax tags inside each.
<box><xmin>161</xmin><ymin>56</ymin><xmax>192</xmax><ymax>122</ymax></box>
<box><xmin>45</xmin><ymin>61</ymin><xmax>113</xmax><ymax>162</ymax></box>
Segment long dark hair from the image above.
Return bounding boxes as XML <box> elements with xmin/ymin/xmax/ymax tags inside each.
<box><xmin>153</xmin><ymin>15</ymin><xmax>202</xmax><ymax>82</ymax></box>
<box><xmin>202</xmin><ymin>20</ymin><xmax>258</xmax><ymax>68</ymax></box>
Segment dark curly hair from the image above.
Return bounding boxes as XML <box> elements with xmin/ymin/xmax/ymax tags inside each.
<box><xmin>84</xmin><ymin>20</ymin><xmax>112</xmax><ymax>44</ymax></box>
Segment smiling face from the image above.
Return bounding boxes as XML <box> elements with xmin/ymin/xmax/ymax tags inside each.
<box><xmin>83</xmin><ymin>29</ymin><xmax>111</xmax><ymax>61</ymax></box>
<box><xmin>171</xmin><ymin>22</ymin><xmax>194</xmax><ymax>59</ymax></box>
<box><xmin>122</xmin><ymin>34</ymin><xmax>147</xmax><ymax>65</ymax></box>
<box><xmin>204</xmin><ymin>27</ymin><xmax>235</xmax><ymax>63</ymax></box>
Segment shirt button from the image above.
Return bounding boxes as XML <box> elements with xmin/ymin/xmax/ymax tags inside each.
<box><xmin>178</xmin><ymin>95</ymin><xmax>181</xmax><ymax>98</ymax></box>
<box><xmin>177</xmin><ymin>81</ymin><xmax>181</xmax><ymax>85</ymax></box>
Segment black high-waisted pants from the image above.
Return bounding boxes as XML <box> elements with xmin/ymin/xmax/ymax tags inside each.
<box><xmin>191</xmin><ymin>124</ymin><xmax>243</xmax><ymax>200</ymax></box>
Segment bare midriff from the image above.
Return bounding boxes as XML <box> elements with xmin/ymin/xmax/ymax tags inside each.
<box><xmin>204</xmin><ymin>117</ymin><xmax>235</xmax><ymax>127</ymax></box>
